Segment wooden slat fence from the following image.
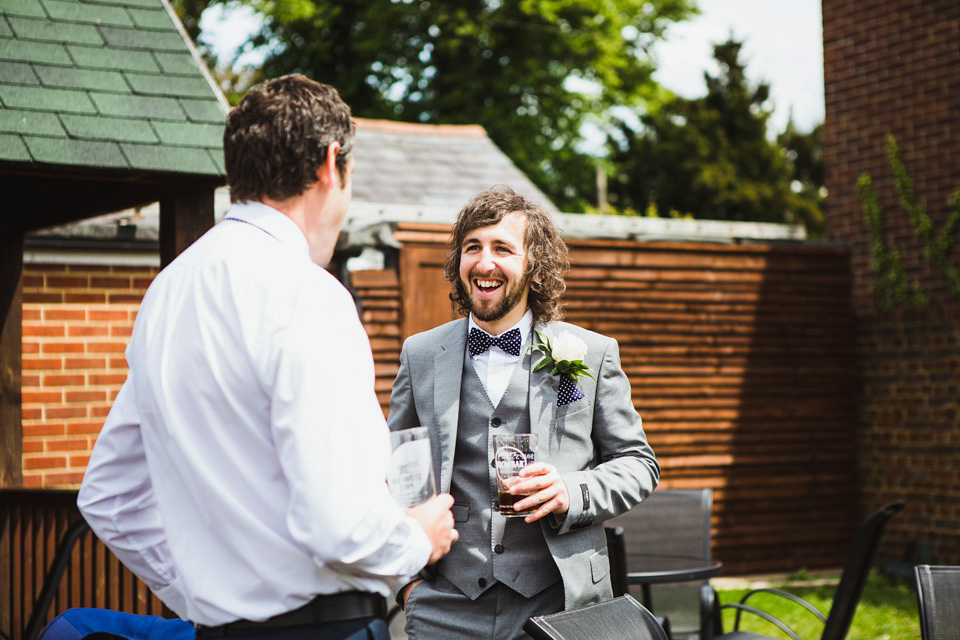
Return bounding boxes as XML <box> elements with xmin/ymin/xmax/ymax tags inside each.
<box><xmin>352</xmin><ymin>223</ymin><xmax>859</xmax><ymax>575</ymax></box>
<box><xmin>0</xmin><ymin>490</ymin><xmax>167</xmax><ymax>640</ymax></box>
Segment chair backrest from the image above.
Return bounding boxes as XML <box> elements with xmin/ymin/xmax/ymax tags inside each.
<box><xmin>608</xmin><ymin>488</ymin><xmax>713</xmax><ymax>565</ymax></box>
<box><xmin>524</xmin><ymin>594</ymin><xmax>669</xmax><ymax>640</ymax></box>
<box><xmin>604</xmin><ymin>526</ymin><xmax>628</xmax><ymax>598</ymax></box>
<box><xmin>821</xmin><ymin>501</ymin><xmax>905</xmax><ymax>640</ymax></box>
<box><xmin>915</xmin><ymin>564</ymin><xmax>960</xmax><ymax>640</ymax></box>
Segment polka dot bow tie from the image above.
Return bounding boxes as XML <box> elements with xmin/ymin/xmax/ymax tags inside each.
<box><xmin>468</xmin><ymin>327</ymin><xmax>523</xmax><ymax>358</ymax></box>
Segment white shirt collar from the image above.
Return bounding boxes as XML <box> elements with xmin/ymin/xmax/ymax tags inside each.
<box><xmin>224</xmin><ymin>201</ymin><xmax>311</xmax><ymax>259</ymax></box>
<box><xmin>468</xmin><ymin>308</ymin><xmax>533</xmax><ymax>341</ymax></box>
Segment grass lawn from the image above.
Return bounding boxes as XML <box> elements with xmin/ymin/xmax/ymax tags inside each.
<box><xmin>715</xmin><ymin>570</ymin><xmax>920</xmax><ymax>639</ymax></box>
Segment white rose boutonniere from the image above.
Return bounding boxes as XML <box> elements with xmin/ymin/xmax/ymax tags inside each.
<box><xmin>530</xmin><ymin>330</ymin><xmax>594</xmax><ymax>406</ymax></box>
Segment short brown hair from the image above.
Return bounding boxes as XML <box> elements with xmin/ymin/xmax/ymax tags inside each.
<box><xmin>444</xmin><ymin>185</ymin><xmax>569</xmax><ymax>323</ymax></box>
<box><xmin>224</xmin><ymin>74</ymin><xmax>355</xmax><ymax>203</ymax></box>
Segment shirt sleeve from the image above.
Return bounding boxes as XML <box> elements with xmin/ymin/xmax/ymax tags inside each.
<box><xmin>77</xmin><ymin>376</ymin><xmax>188</xmax><ymax>616</ymax></box>
<box><xmin>268</xmin><ymin>278</ymin><xmax>431</xmax><ymax>583</ymax></box>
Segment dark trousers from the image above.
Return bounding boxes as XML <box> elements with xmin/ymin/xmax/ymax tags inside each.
<box><xmin>195</xmin><ymin>618</ymin><xmax>389</xmax><ymax>640</ymax></box>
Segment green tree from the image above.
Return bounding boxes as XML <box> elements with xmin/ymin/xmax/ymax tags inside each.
<box><xmin>607</xmin><ymin>39</ymin><xmax>824</xmax><ymax>234</ymax></box>
<box><xmin>196</xmin><ymin>0</ymin><xmax>697</xmax><ymax>211</ymax></box>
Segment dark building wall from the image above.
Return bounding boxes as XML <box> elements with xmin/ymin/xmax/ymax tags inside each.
<box><xmin>822</xmin><ymin>0</ymin><xmax>960</xmax><ymax>563</ymax></box>
<box><xmin>822</xmin><ymin>0</ymin><xmax>960</xmax><ymax>312</ymax></box>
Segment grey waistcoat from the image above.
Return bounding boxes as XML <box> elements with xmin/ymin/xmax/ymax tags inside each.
<box><xmin>436</xmin><ymin>343</ymin><xmax>561</xmax><ymax>600</ymax></box>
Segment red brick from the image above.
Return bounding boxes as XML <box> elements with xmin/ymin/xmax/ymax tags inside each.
<box><xmin>22</xmin><ymin>440</ymin><xmax>44</xmax><ymax>453</ymax></box>
<box><xmin>68</xmin><ymin>455</ymin><xmax>90</xmax><ymax>468</ymax></box>
<box><xmin>22</xmin><ymin>390</ymin><xmax>62</xmax><ymax>404</ymax></box>
<box><xmin>23</xmin><ymin>308</ymin><xmax>40</xmax><ymax>320</ymax></box>
<box><xmin>22</xmin><ymin>374</ymin><xmax>40</xmax><ymax>387</ymax></box>
<box><xmin>67</xmin><ymin>422</ymin><xmax>103</xmax><ymax>435</ymax></box>
<box><xmin>41</xmin><ymin>342</ymin><xmax>84</xmax><ymax>354</ymax></box>
<box><xmin>44</xmin><ymin>309</ymin><xmax>86</xmax><ymax>321</ymax></box>
<box><xmin>22</xmin><ymin>475</ymin><xmax>43</xmax><ymax>488</ymax></box>
<box><xmin>65</xmin><ymin>293</ymin><xmax>107</xmax><ymax>303</ymax></box>
<box><xmin>23</xmin><ymin>292</ymin><xmax>62</xmax><ymax>303</ymax></box>
<box><xmin>110</xmin><ymin>325</ymin><xmax>133</xmax><ymax>337</ymax></box>
<box><xmin>67</xmin><ymin>325</ymin><xmax>109</xmax><ymax>337</ymax></box>
<box><xmin>90</xmin><ymin>405</ymin><xmax>112</xmax><ymax>417</ymax></box>
<box><xmin>64</xmin><ymin>357</ymin><xmax>106</xmax><ymax>369</ymax></box>
<box><xmin>109</xmin><ymin>293</ymin><xmax>145</xmax><ymax>304</ymax></box>
<box><xmin>88</xmin><ymin>373</ymin><xmax>126</xmax><ymax>385</ymax></box>
<box><xmin>22</xmin><ymin>274</ymin><xmax>44</xmax><ymax>287</ymax></box>
<box><xmin>46</xmin><ymin>438</ymin><xmax>89</xmax><ymax>451</ymax></box>
<box><xmin>46</xmin><ymin>406</ymin><xmax>87</xmax><ymax>419</ymax></box>
<box><xmin>23</xmin><ymin>357</ymin><xmax>62</xmax><ymax>370</ymax></box>
<box><xmin>109</xmin><ymin>357</ymin><xmax>128</xmax><ymax>368</ymax></box>
<box><xmin>43</xmin><ymin>373</ymin><xmax>85</xmax><ymax>386</ymax></box>
<box><xmin>47</xmin><ymin>276</ymin><xmax>89</xmax><ymax>288</ymax></box>
<box><xmin>44</xmin><ymin>472</ymin><xmax>85</xmax><ymax>486</ymax></box>
<box><xmin>87</xmin><ymin>341</ymin><xmax>127</xmax><ymax>354</ymax></box>
<box><xmin>23</xmin><ymin>342</ymin><xmax>39</xmax><ymax>354</ymax></box>
<box><xmin>89</xmin><ymin>310</ymin><xmax>128</xmax><ymax>321</ymax></box>
<box><xmin>23</xmin><ymin>325</ymin><xmax>65</xmax><ymax>337</ymax></box>
<box><xmin>133</xmin><ymin>278</ymin><xmax>155</xmax><ymax>288</ymax></box>
<box><xmin>65</xmin><ymin>390</ymin><xmax>106</xmax><ymax>403</ymax></box>
<box><xmin>23</xmin><ymin>456</ymin><xmax>67</xmax><ymax>469</ymax></box>
<box><xmin>91</xmin><ymin>277</ymin><xmax>132</xmax><ymax>288</ymax></box>
<box><xmin>22</xmin><ymin>408</ymin><xmax>42</xmax><ymax>420</ymax></box>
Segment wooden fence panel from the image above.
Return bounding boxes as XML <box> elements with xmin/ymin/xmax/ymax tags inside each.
<box><xmin>0</xmin><ymin>490</ymin><xmax>167</xmax><ymax>640</ymax></box>
<box><xmin>354</xmin><ymin>225</ymin><xmax>858</xmax><ymax>575</ymax></box>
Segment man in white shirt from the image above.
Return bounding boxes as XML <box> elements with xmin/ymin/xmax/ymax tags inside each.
<box><xmin>78</xmin><ymin>74</ymin><xmax>457</xmax><ymax>640</ymax></box>
<box><xmin>388</xmin><ymin>185</ymin><xmax>659</xmax><ymax>639</ymax></box>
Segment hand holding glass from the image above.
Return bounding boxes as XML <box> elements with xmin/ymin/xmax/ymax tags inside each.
<box><xmin>493</xmin><ymin>433</ymin><xmax>538</xmax><ymax>517</ymax></box>
<box><xmin>387</xmin><ymin>427</ymin><xmax>437</xmax><ymax>507</ymax></box>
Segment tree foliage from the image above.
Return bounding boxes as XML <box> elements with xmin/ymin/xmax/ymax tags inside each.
<box><xmin>197</xmin><ymin>0</ymin><xmax>697</xmax><ymax>211</ymax></box>
<box><xmin>607</xmin><ymin>39</ymin><xmax>824</xmax><ymax>234</ymax></box>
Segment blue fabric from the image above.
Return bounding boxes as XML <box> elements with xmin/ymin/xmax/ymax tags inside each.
<box><xmin>40</xmin><ymin>609</ymin><xmax>194</xmax><ymax>640</ymax></box>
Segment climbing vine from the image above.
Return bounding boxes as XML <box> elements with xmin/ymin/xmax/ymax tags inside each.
<box><xmin>858</xmin><ymin>135</ymin><xmax>960</xmax><ymax>310</ymax></box>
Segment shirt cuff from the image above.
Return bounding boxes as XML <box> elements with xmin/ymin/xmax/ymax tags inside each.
<box><xmin>154</xmin><ymin>578</ymin><xmax>188</xmax><ymax>619</ymax></box>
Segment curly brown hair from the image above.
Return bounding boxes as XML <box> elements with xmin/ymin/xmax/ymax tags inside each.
<box><xmin>444</xmin><ymin>185</ymin><xmax>569</xmax><ymax>323</ymax></box>
<box><xmin>224</xmin><ymin>74</ymin><xmax>355</xmax><ymax>203</ymax></box>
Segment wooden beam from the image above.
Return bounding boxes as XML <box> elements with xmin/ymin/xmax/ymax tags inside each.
<box><xmin>159</xmin><ymin>186</ymin><xmax>215</xmax><ymax>268</ymax></box>
<box><xmin>0</xmin><ymin>230</ymin><xmax>23</xmax><ymax>488</ymax></box>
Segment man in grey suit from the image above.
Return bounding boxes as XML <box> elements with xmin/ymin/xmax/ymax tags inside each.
<box><xmin>388</xmin><ymin>185</ymin><xmax>660</xmax><ymax>639</ymax></box>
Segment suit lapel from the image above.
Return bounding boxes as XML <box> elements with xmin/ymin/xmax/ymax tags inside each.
<box><xmin>529</xmin><ymin>321</ymin><xmax>558</xmax><ymax>446</ymax></box>
<box><xmin>434</xmin><ymin>319</ymin><xmax>468</xmax><ymax>493</ymax></box>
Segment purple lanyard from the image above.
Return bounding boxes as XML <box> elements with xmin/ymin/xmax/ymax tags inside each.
<box><xmin>223</xmin><ymin>216</ymin><xmax>280</xmax><ymax>242</ymax></box>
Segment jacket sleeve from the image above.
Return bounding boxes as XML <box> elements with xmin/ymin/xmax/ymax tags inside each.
<box><xmin>557</xmin><ymin>337</ymin><xmax>660</xmax><ymax>535</ymax></box>
<box><xmin>387</xmin><ymin>341</ymin><xmax>422</xmax><ymax>432</ymax></box>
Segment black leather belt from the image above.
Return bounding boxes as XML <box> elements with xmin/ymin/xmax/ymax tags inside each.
<box><xmin>196</xmin><ymin>592</ymin><xmax>387</xmax><ymax>636</ymax></box>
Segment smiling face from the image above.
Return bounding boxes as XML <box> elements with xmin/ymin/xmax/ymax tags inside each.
<box><xmin>458</xmin><ymin>212</ymin><xmax>530</xmax><ymax>334</ymax></box>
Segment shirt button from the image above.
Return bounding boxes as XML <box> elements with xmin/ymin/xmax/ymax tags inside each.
<box><xmin>491</xmin><ymin>459</ymin><xmax>496</xmax><ymax>468</ymax></box>
<box><xmin>491</xmin><ymin>417</ymin><xmax>501</xmax><ymax>427</ymax></box>
<box><xmin>478</xmin><ymin>578</ymin><xmax>487</xmax><ymax>588</ymax></box>
<box><xmin>494</xmin><ymin>544</ymin><xmax>504</xmax><ymax>554</ymax></box>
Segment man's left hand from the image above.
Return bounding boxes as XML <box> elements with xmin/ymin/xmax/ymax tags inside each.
<box><xmin>510</xmin><ymin>462</ymin><xmax>569</xmax><ymax>523</ymax></box>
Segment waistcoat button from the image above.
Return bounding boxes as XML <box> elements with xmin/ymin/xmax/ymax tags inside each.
<box><xmin>494</xmin><ymin>544</ymin><xmax>504</xmax><ymax>554</ymax></box>
<box><xmin>478</xmin><ymin>577</ymin><xmax>487</xmax><ymax>588</ymax></box>
<box><xmin>491</xmin><ymin>417</ymin><xmax>501</xmax><ymax>427</ymax></box>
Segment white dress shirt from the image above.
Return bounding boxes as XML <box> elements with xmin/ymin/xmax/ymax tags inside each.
<box><xmin>78</xmin><ymin>202</ymin><xmax>431</xmax><ymax>625</ymax></box>
<box><xmin>468</xmin><ymin>310</ymin><xmax>533</xmax><ymax>407</ymax></box>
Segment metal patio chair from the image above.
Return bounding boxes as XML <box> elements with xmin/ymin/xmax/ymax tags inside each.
<box><xmin>915</xmin><ymin>564</ymin><xmax>960</xmax><ymax>640</ymax></box>
<box><xmin>699</xmin><ymin>501</ymin><xmax>905</xmax><ymax>640</ymax></box>
<box><xmin>525</xmin><ymin>594</ymin><xmax>669</xmax><ymax>640</ymax></box>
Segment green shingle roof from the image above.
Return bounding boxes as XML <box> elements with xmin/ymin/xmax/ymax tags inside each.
<box><xmin>0</xmin><ymin>0</ymin><xmax>226</xmax><ymax>177</ymax></box>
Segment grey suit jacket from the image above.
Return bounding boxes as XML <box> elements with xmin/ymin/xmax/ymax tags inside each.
<box><xmin>388</xmin><ymin>317</ymin><xmax>660</xmax><ymax>610</ymax></box>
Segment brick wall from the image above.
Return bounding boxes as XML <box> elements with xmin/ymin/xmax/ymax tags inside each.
<box><xmin>856</xmin><ymin>307</ymin><xmax>960</xmax><ymax>563</ymax></box>
<box><xmin>21</xmin><ymin>264</ymin><xmax>157</xmax><ymax>488</ymax></box>
<box><xmin>823</xmin><ymin>0</ymin><xmax>960</xmax><ymax>564</ymax></box>
<box><xmin>822</xmin><ymin>0</ymin><xmax>960</xmax><ymax>313</ymax></box>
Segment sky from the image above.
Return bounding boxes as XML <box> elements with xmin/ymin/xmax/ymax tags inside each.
<box><xmin>200</xmin><ymin>0</ymin><xmax>825</xmax><ymax>135</ymax></box>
